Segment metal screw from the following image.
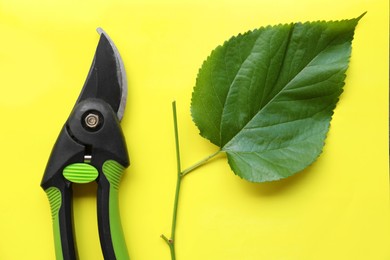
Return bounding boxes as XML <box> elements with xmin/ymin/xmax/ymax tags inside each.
<box><xmin>85</xmin><ymin>113</ymin><xmax>100</xmax><ymax>128</ymax></box>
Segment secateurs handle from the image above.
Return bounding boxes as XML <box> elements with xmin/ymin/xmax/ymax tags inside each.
<box><xmin>41</xmin><ymin>99</ymin><xmax>130</xmax><ymax>260</ymax></box>
<box><xmin>98</xmin><ymin>161</ymin><xmax>129</xmax><ymax>259</ymax></box>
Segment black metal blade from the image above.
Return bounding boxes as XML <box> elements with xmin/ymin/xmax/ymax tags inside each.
<box><xmin>76</xmin><ymin>29</ymin><xmax>127</xmax><ymax>121</ymax></box>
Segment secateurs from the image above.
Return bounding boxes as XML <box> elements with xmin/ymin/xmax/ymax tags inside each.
<box><xmin>41</xmin><ymin>28</ymin><xmax>130</xmax><ymax>260</ymax></box>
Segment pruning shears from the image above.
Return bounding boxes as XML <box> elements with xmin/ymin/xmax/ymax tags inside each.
<box><xmin>41</xmin><ymin>28</ymin><xmax>130</xmax><ymax>260</ymax></box>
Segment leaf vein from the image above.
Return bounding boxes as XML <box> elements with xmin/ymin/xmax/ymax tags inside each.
<box><xmin>223</xmin><ymin>29</ymin><xmax>349</xmax><ymax>149</ymax></box>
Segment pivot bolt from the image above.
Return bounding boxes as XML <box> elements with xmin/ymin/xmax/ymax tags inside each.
<box><xmin>85</xmin><ymin>113</ymin><xmax>100</xmax><ymax>128</ymax></box>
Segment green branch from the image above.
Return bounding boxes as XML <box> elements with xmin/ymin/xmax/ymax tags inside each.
<box><xmin>161</xmin><ymin>101</ymin><xmax>221</xmax><ymax>260</ymax></box>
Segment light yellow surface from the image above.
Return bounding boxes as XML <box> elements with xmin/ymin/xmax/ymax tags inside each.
<box><xmin>0</xmin><ymin>0</ymin><xmax>388</xmax><ymax>259</ymax></box>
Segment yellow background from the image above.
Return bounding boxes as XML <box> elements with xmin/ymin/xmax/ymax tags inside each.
<box><xmin>0</xmin><ymin>0</ymin><xmax>388</xmax><ymax>259</ymax></box>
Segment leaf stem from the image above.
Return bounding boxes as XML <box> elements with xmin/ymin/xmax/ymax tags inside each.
<box><xmin>181</xmin><ymin>149</ymin><xmax>221</xmax><ymax>176</ymax></box>
<box><xmin>161</xmin><ymin>101</ymin><xmax>221</xmax><ymax>260</ymax></box>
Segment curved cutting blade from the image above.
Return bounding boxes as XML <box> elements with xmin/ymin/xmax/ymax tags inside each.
<box><xmin>76</xmin><ymin>28</ymin><xmax>127</xmax><ymax>121</ymax></box>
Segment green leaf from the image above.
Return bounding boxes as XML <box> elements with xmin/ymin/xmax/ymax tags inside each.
<box><xmin>191</xmin><ymin>15</ymin><xmax>363</xmax><ymax>182</ymax></box>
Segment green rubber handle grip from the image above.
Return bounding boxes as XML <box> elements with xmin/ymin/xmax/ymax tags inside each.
<box><xmin>45</xmin><ymin>187</ymin><xmax>64</xmax><ymax>260</ymax></box>
<box><xmin>45</xmin><ymin>185</ymin><xmax>76</xmax><ymax>260</ymax></box>
<box><xmin>98</xmin><ymin>160</ymin><xmax>129</xmax><ymax>260</ymax></box>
